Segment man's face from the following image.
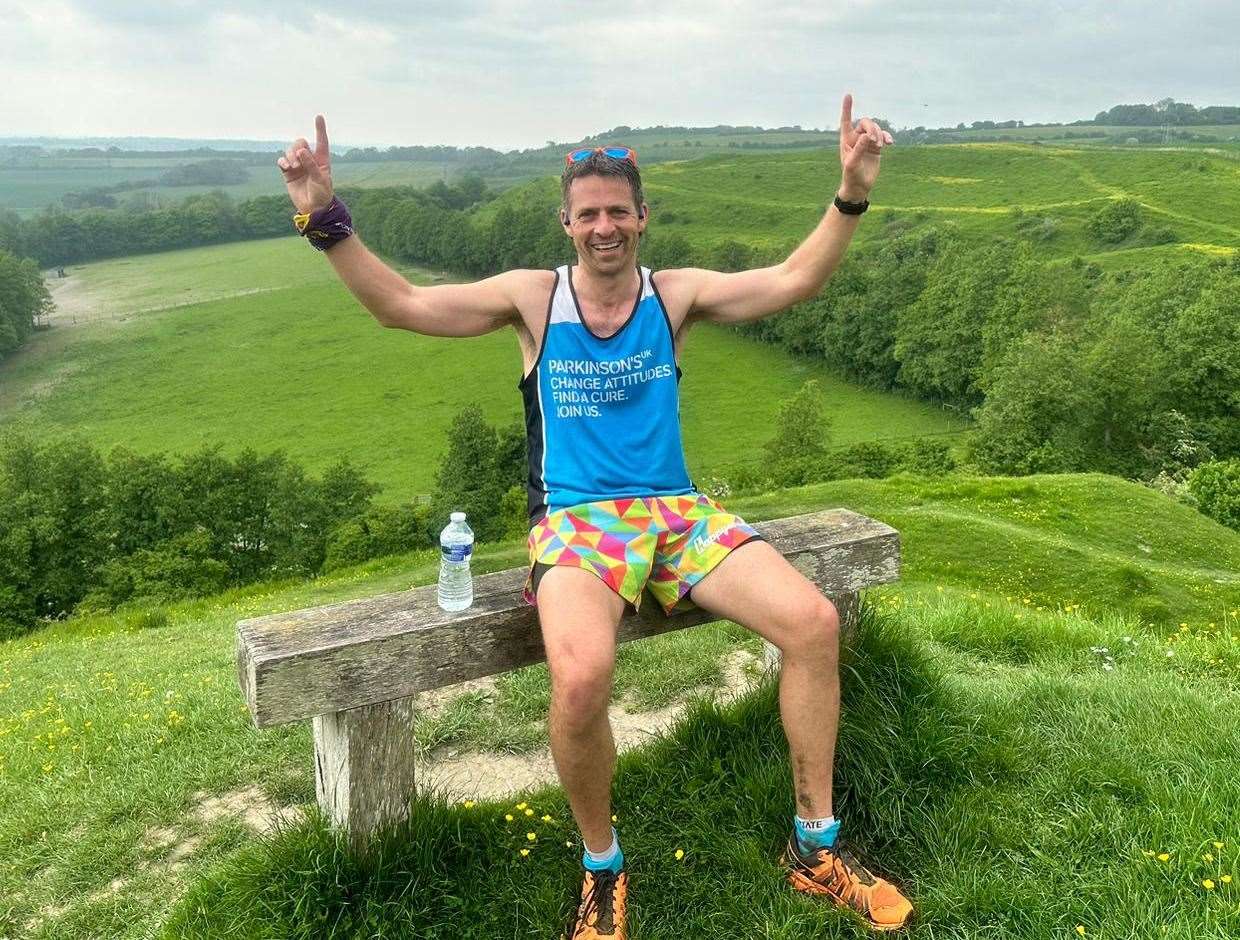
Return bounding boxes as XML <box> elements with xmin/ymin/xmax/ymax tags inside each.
<box><xmin>562</xmin><ymin>175</ymin><xmax>648</xmax><ymax>275</ymax></box>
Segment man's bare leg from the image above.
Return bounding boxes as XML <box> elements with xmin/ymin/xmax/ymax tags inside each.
<box><xmin>536</xmin><ymin>565</ymin><xmax>627</xmax><ymax>852</ymax></box>
<box><xmin>686</xmin><ymin>539</ymin><xmax>839</xmax><ymax>817</ymax></box>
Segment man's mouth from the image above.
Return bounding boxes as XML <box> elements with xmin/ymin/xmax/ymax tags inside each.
<box><xmin>590</xmin><ymin>240</ymin><xmax>622</xmax><ymax>253</ymax></box>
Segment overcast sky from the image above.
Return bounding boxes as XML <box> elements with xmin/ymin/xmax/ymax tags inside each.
<box><xmin>3</xmin><ymin>1</ymin><xmax>1237</xmax><ymax>150</ymax></box>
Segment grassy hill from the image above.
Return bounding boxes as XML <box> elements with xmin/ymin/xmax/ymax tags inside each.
<box><xmin>0</xmin><ymin>473</ymin><xmax>1237</xmax><ymax>937</ymax></box>
<box><xmin>481</xmin><ymin>142</ymin><xmax>1240</xmax><ymax>268</ymax></box>
<box><xmin>0</xmin><ymin>238</ymin><xmax>966</xmax><ymax>500</ymax></box>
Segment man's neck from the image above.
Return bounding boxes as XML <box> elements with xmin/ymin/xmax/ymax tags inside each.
<box><xmin>573</xmin><ymin>261</ymin><xmax>640</xmax><ymax>311</ymax></box>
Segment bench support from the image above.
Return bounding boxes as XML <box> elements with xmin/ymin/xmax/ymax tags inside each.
<box><xmin>313</xmin><ymin>696</ymin><xmax>418</xmax><ymax>849</ymax></box>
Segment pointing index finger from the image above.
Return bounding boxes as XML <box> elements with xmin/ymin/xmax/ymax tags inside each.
<box><xmin>315</xmin><ymin>115</ymin><xmax>330</xmax><ymax>162</ymax></box>
<box><xmin>840</xmin><ymin>93</ymin><xmax>854</xmax><ymax>141</ymax></box>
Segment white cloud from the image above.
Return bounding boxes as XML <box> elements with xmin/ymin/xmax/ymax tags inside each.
<box><xmin>0</xmin><ymin>0</ymin><xmax>1236</xmax><ymax>148</ymax></box>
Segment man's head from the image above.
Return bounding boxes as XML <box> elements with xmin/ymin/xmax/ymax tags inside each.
<box><xmin>560</xmin><ymin>149</ymin><xmax>648</xmax><ymax>275</ymax></box>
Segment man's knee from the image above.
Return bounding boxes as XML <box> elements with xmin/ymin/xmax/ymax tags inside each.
<box><xmin>550</xmin><ymin>659</ymin><xmax>614</xmax><ymax>733</ymax></box>
<box><xmin>780</xmin><ymin>594</ymin><xmax>840</xmax><ymax>660</ymax></box>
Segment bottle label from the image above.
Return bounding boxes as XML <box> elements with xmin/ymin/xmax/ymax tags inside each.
<box><xmin>441</xmin><ymin>544</ymin><xmax>473</xmax><ymax>563</ymax></box>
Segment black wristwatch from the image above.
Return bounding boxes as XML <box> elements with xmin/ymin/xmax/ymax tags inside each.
<box><xmin>833</xmin><ymin>193</ymin><xmax>870</xmax><ymax>215</ymax></box>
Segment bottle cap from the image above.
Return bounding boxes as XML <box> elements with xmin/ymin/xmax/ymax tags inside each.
<box><xmin>450</xmin><ymin>511</ymin><xmax>466</xmax><ymax>523</ymax></box>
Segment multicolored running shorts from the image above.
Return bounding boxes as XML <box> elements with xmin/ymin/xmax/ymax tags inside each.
<box><xmin>523</xmin><ymin>492</ymin><xmax>762</xmax><ymax>615</ymax></box>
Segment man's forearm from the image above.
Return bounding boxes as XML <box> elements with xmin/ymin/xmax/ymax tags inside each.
<box><xmin>322</xmin><ymin>235</ymin><xmax>416</xmax><ymax>326</ymax></box>
<box><xmin>781</xmin><ymin>189</ymin><xmax>866</xmax><ymax>299</ymax></box>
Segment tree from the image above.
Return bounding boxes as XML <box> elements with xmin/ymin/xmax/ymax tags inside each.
<box><xmin>429</xmin><ymin>406</ymin><xmax>509</xmax><ymax>542</ymax></box>
<box><xmin>765</xmin><ymin>380</ymin><xmax>833</xmax><ymax>462</ymax></box>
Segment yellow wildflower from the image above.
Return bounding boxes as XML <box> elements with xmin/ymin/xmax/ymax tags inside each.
<box><xmin>504</xmin><ymin>814</ymin><xmax>514</xmax><ymax>822</ymax></box>
<box><xmin>1204</xmin><ymin>853</ymin><xmax>1214</xmax><ymax>862</ymax></box>
<box><xmin>524</xmin><ymin>808</ymin><xmax>534</xmax><ymax>816</ymax></box>
<box><xmin>611</xmin><ymin>815</ymin><xmax>618</xmax><ymax>823</ymax></box>
<box><xmin>1075</xmin><ymin>927</ymin><xmax>1085</xmax><ymax>937</ymax></box>
<box><xmin>516</xmin><ymin>802</ymin><xmax>528</xmax><ymax>810</ymax></box>
<box><xmin>1213</xmin><ymin>841</ymin><xmax>1224</xmax><ymax>849</ymax></box>
<box><xmin>520</xmin><ymin>848</ymin><xmax>530</xmax><ymax>857</ymax></box>
<box><xmin>1222</xmin><ymin>875</ymin><xmax>1232</xmax><ymax>884</ymax></box>
<box><xmin>527</xmin><ymin>832</ymin><xmax>537</xmax><ymax>842</ymax></box>
<box><xmin>675</xmin><ymin>849</ymin><xmax>685</xmax><ymax>861</ymax></box>
<box><xmin>1158</xmin><ymin>853</ymin><xmax>1170</xmax><ymax>862</ymax></box>
<box><xmin>463</xmin><ymin>800</ymin><xmax>475</xmax><ymax>809</ymax></box>
<box><xmin>542</xmin><ymin>814</ymin><xmax>553</xmax><ymax>822</ymax></box>
<box><xmin>1202</xmin><ymin>879</ymin><xmax>1215</xmax><ymax>890</ymax></box>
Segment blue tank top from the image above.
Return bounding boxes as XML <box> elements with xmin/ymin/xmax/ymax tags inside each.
<box><xmin>519</xmin><ymin>264</ymin><xmax>695</xmax><ymax>522</ymax></box>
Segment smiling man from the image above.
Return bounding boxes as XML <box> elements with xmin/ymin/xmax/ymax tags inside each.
<box><xmin>279</xmin><ymin>95</ymin><xmax>910</xmax><ymax>936</ymax></box>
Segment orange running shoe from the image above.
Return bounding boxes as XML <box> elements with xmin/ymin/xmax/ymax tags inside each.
<box><xmin>782</xmin><ymin>834</ymin><xmax>913</xmax><ymax>932</ymax></box>
<box><xmin>565</xmin><ymin>868</ymin><xmax>628</xmax><ymax>939</ymax></box>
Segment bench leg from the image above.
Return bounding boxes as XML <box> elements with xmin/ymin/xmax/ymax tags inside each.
<box><xmin>762</xmin><ymin>591</ymin><xmax>859</xmax><ymax>671</ymax></box>
<box><xmin>313</xmin><ymin>696</ymin><xmax>417</xmax><ymax>851</ymax></box>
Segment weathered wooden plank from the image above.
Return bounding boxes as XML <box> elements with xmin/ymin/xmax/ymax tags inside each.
<box><xmin>238</xmin><ymin>509</ymin><xmax>899</xmax><ymax>728</ymax></box>
<box><xmin>313</xmin><ymin>696</ymin><xmax>417</xmax><ymax>850</ymax></box>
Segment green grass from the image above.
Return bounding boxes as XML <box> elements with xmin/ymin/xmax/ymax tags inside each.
<box><xmin>1</xmin><ymin>473</ymin><xmax>1237</xmax><ymax>937</ymax></box>
<box><xmin>0</xmin><ymin>238</ymin><xmax>966</xmax><ymax>499</ymax></box>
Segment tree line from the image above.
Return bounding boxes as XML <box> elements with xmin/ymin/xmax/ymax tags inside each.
<box><xmin>0</xmin><ymin>416</ymin><xmax>532</xmax><ymax>640</ymax></box>
<box><xmin>0</xmin><ymin>249</ymin><xmax>51</xmax><ymax>358</ymax></box>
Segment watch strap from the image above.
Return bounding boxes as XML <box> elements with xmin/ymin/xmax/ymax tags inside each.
<box><xmin>833</xmin><ymin>193</ymin><xmax>870</xmax><ymax>215</ymax></box>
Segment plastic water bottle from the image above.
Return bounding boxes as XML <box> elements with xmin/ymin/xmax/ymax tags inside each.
<box><xmin>437</xmin><ymin>511</ymin><xmax>474</xmax><ymax>612</ymax></box>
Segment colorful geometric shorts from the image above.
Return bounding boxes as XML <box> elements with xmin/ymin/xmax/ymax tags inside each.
<box><xmin>523</xmin><ymin>492</ymin><xmax>762</xmax><ymax>615</ymax></box>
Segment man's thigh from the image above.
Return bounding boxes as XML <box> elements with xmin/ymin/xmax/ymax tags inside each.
<box><xmin>686</xmin><ymin>538</ymin><xmax>831</xmax><ymax>649</ymax></box>
<box><xmin>536</xmin><ymin>565</ymin><xmax>627</xmax><ymax>682</ymax></box>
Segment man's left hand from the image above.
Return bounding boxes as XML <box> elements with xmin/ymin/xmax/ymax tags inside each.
<box><xmin>838</xmin><ymin>94</ymin><xmax>892</xmax><ymax>201</ymax></box>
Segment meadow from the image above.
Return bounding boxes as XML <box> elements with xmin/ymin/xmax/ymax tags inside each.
<box><xmin>1</xmin><ymin>474</ymin><xmax>1237</xmax><ymax>937</ymax></box>
<box><xmin>0</xmin><ymin>237</ymin><xmax>966</xmax><ymax>500</ymax></box>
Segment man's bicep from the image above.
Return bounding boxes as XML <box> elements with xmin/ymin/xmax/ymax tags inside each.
<box><xmin>384</xmin><ymin>270</ymin><xmax>528</xmax><ymax>337</ymax></box>
<box><xmin>679</xmin><ymin>265</ymin><xmax>803</xmax><ymax>325</ymax></box>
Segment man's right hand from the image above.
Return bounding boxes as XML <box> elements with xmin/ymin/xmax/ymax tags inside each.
<box><xmin>277</xmin><ymin>115</ymin><xmax>334</xmax><ymax>214</ymax></box>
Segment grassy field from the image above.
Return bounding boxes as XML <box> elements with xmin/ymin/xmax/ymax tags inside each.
<box><xmin>0</xmin><ymin>238</ymin><xmax>966</xmax><ymax>499</ymax></box>
<box><xmin>641</xmin><ymin>144</ymin><xmax>1240</xmax><ymax>263</ymax></box>
<box><xmin>0</xmin><ymin>473</ymin><xmax>1236</xmax><ymax>937</ymax></box>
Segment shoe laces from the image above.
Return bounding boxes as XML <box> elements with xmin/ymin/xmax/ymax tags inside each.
<box><xmin>802</xmin><ymin>841</ymin><xmax>878</xmax><ymax>907</ymax></box>
<box><xmin>570</xmin><ymin>869</ymin><xmax>618</xmax><ymax>936</ymax></box>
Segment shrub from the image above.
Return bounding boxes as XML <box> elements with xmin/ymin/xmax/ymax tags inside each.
<box><xmin>1085</xmin><ymin>198</ymin><xmax>1142</xmax><ymax>244</ymax></box>
<box><xmin>1186</xmin><ymin>458</ymin><xmax>1240</xmax><ymax>530</ymax></box>
<box><xmin>901</xmin><ymin>438</ymin><xmax>957</xmax><ymax>475</ymax></box>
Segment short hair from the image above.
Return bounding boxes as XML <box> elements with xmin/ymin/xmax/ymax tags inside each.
<box><xmin>560</xmin><ymin>151</ymin><xmax>644</xmax><ymax>215</ymax></box>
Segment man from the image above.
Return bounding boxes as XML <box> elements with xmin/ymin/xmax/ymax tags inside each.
<box><xmin>278</xmin><ymin>94</ymin><xmax>910</xmax><ymax>936</ymax></box>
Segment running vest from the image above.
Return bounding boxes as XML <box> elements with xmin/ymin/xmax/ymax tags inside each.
<box><xmin>519</xmin><ymin>264</ymin><xmax>695</xmax><ymax>522</ymax></box>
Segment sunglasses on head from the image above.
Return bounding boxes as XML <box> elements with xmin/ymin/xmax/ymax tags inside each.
<box><xmin>565</xmin><ymin>146</ymin><xmax>638</xmax><ymax>167</ymax></box>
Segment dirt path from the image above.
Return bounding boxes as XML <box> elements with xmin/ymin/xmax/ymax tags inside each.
<box><xmin>419</xmin><ymin>648</ymin><xmax>765</xmax><ymax>801</ymax></box>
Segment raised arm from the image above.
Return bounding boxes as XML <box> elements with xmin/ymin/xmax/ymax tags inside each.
<box><xmin>662</xmin><ymin>94</ymin><xmax>892</xmax><ymax>325</ymax></box>
<box><xmin>277</xmin><ymin>115</ymin><xmax>524</xmax><ymax>337</ymax></box>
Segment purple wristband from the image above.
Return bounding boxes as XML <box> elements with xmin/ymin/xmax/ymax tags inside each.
<box><xmin>293</xmin><ymin>197</ymin><xmax>354</xmax><ymax>251</ymax></box>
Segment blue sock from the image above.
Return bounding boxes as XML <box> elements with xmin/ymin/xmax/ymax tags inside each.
<box><xmin>582</xmin><ymin>827</ymin><xmax>624</xmax><ymax>873</ymax></box>
<box><xmin>795</xmin><ymin>814</ymin><xmax>840</xmax><ymax>854</ymax></box>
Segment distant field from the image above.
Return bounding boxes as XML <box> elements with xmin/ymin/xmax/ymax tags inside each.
<box><xmin>0</xmin><ymin>160</ymin><xmax>465</xmax><ymax>217</ymax></box>
<box><xmin>945</xmin><ymin>123</ymin><xmax>1240</xmax><ymax>143</ymax></box>
<box><xmin>0</xmin><ymin>238</ymin><xmax>965</xmax><ymax>498</ymax></box>
<box><xmin>0</xmin><ymin>128</ymin><xmax>838</xmax><ymax>216</ymax></box>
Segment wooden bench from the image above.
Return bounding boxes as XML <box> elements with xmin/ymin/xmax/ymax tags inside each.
<box><xmin>236</xmin><ymin>508</ymin><xmax>900</xmax><ymax>849</ymax></box>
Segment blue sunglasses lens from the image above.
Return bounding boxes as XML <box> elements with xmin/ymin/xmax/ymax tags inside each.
<box><xmin>602</xmin><ymin>147</ymin><xmax>631</xmax><ymax>160</ymax></box>
<box><xmin>568</xmin><ymin>149</ymin><xmax>594</xmax><ymax>162</ymax></box>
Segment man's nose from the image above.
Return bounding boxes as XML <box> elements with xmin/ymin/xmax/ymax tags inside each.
<box><xmin>593</xmin><ymin>213</ymin><xmax>617</xmax><ymax>235</ymax></box>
